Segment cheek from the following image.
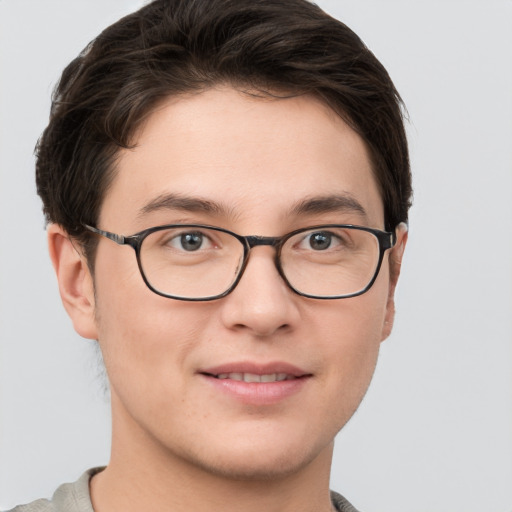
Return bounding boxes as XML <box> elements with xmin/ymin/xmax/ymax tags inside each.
<box><xmin>91</xmin><ymin>248</ymin><xmax>209</xmax><ymax>394</ymax></box>
<box><xmin>320</xmin><ymin>271</ymin><xmax>389</xmax><ymax>355</ymax></box>
<box><xmin>324</xmin><ymin>300</ymin><xmax>383</xmax><ymax>376</ymax></box>
<box><xmin>312</xmin><ymin>280</ymin><xmax>389</xmax><ymax>417</ymax></box>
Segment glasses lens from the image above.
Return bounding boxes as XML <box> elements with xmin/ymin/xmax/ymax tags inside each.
<box><xmin>280</xmin><ymin>227</ymin><xmax>380</xmax><ymax>298</ymax></box>
<box><xmin>139</xmin><ymin>226</ymin><xmax>245</xmax><ymax>299</ymax></box>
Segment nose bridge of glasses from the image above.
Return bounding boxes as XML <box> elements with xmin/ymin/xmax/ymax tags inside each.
<box><xmin>245</xmin><ymin>235</ymin><xmax>281</xmax><ymax>249</ymax></box>
<box><xmin>235</xmin><ymin>235</ymin><xmax>287</xmax><ymax>294</ymax></box>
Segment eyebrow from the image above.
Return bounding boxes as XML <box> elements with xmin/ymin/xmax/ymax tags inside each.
<box><xmin>138</xmin><ymin>193</ymin><xmax>227</xmax><ymax>218</ymax></box>
<box><xmin>290</xmin><ymin>194</ymin><xmax>368</xmax><ymax>220</ymax></box>
<box><xmin>138</xmin><ymin>192</ymin><xmax>368</xmax><ymax>222</ymax></box>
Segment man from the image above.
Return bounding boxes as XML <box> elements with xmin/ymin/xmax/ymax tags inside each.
<box><xmin>10</xmin><ymin>0</ymin><xmax>411</xmax><ymax>510</ymax></box>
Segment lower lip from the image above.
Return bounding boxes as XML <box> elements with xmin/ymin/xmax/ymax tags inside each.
<box><xmin>200</xmin><ymin>374</ymin><xmax>310</xmax><ymax>405</ymax></box>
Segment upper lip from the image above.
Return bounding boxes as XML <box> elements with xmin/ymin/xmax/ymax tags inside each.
<box><xmin>199</xmin><ymin>361</ymin><xmax>310</xmax><ymax>378</ymax></box>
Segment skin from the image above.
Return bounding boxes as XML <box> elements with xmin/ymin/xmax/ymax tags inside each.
<box><xmin>49</xmin><ymin>87</ymin><xmax>407</xmax><ymax>512</ymax></box>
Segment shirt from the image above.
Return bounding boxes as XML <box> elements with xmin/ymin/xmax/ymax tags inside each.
<box><xmin>7</xmin><ymin>468</ymin><xmax>360</xmax><ymax>512</ymax></box>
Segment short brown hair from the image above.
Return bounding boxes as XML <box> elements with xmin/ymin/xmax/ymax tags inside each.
<box><xmin>36</xmin><ymin>0</ymin><xmax>412</xmax><ymax>263</ymax></box>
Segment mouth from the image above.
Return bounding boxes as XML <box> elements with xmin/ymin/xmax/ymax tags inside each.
<box><xmin>199</xmin><ymin>361</ymin><xmax>310</xmax><ymax>381</ymax></box>
<box><xmin>198</xmin><ymin>363</ymin><xmax>311</xmax><ymax>404</ymax></box>
<box><xmin>203</xmin><ymin>372</ymin><xmax>301</xmax><ymax>382</ymax></box>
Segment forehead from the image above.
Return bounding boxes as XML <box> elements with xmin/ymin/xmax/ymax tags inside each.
<box><xmin>101</xmin><ymin>87</ymin><xmax>384</xmax><ymax>231</ymax></box>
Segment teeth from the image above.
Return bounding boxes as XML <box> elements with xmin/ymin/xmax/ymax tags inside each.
<box><xmin>244</xmin><ymin>373</ymin><xmax>261</xmax><ymax>383</ymax></box>
<box><xmin>215</xmin><ymin>372</ymin><xmax>296</xmax><ymax>382</ymax></box>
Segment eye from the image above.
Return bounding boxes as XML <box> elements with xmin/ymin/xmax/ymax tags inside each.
<box><xmin>308</xmin><ymin>232</ymin><xmax>333</xmax><ymax>250</ymax></box>
<box><xmin>168</xmin><ymin>231</ymin><xmax>213</xmax><ymax>252</ymax></box>
<box><xmin>299</xmin><ymin>231</ymin><xmax>343</xmax><ymax>251</ymax></box>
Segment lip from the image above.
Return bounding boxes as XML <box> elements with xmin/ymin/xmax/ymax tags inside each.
<box><xmin>201</xmin><ymin>361</ymin><xmax>309</xmax><ymax>377</ymax></box>
<box><xmin>198</xmin><ymin>361</ymin><xmax>312</xmax><ymax>405</ymax></box>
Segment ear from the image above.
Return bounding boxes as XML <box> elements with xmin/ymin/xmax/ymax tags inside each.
<box><xmin>47</xmin><ymin>224</ymin><xmax>98</xmax><ymax>340</ymax></box>
<box><xmin>381</xmin><ymin>222</ymin><xmax>408</xmax><ymax>341</ymax></box>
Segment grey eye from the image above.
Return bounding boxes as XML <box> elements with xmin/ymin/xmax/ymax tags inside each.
<box><xmin>308</xmin><ymin>232</ymin><xmax>332</xmax><ymax>250</ymax></box>
<box><xmin>172</xmin><ymin>232</ymin><xmax>207</xmax><ymax>251</ymax></box>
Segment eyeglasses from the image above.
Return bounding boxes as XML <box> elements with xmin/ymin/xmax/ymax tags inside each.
<box><xmin>84</xmin><ymin>223</ymin><xmax>396</xmax><ymax>301</ymax></box>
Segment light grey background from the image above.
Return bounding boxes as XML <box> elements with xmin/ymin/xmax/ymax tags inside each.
<box><xmin>1</xmin><ymin>1</ymin><xmax>511</xmax><ymax>511</ymax></box>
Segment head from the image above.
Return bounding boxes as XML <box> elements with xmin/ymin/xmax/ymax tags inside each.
<box><xmin>37</xmin><ymin>0</ymin><xmax>411</xmax><ymax>262</ymax></box>
<box><xmin>39</xmin><ymin>0</ymin><xmax>411</xmax><ymax>483</ymax></box>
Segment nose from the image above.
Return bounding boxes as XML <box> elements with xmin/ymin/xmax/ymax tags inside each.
<box><xmin>219</xmin><ymin>246</ymin><xmax>301</xmax><ymax>337</ymax></box>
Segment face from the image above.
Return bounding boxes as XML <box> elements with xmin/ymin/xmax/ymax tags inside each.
<box><xmin>54</xmin><ymin>87</ymin><xmax>406</xmax><ymax>481</ymax></box>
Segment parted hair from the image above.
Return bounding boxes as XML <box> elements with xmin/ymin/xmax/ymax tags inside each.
<box><xmin>36</xmin><ymin>0</ymin><xmax>412</xmax><ymax>263</ymax></box>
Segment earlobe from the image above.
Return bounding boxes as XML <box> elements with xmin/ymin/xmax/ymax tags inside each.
<box><xmin>47</xmin><ymin>224</ymin><xmax>98</xmax><ymax>340</ymax></box>
<box><xmin>381</xmin><ymin>222</ymin><xmax>408</xmax><ymax>341</ymax></box>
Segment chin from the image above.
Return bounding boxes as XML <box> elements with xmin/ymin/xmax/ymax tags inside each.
<box><xmin>176</xmin><ymin>429</ymin><xmax>334</xmax><ymax>482</ymax></box>
<box><xmin>193</xmin><ymin>448</ymin><xmax>320</xmax><ymax>482</ymax></box>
